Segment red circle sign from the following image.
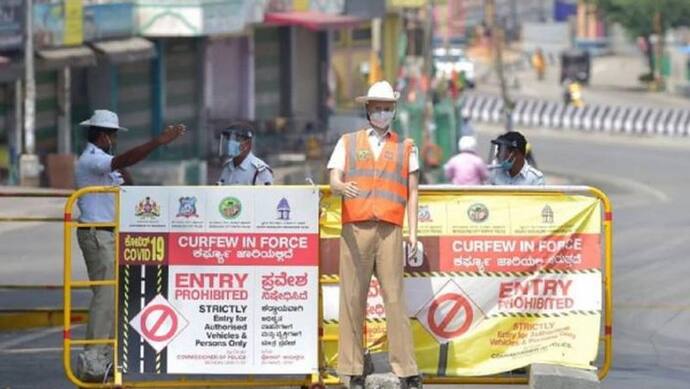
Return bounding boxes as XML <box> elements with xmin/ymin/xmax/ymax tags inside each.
<box><xmin>140</xmin><ymin>304</ymin><xmax>178</xmax><ymax>342</ymax></box>
<box><xmin>427</xmin><ymin>293</ymin><xmax>473</xmax><ymax>339</ymax></box>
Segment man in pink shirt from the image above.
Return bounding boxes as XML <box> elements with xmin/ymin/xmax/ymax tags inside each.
<box><xmin>444</xmin><ymin>136</ymin><xmax>489</xmax><ymax>185</ymax></box>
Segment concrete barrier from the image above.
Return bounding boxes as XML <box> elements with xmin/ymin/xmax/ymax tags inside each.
<box><xmin>529</xmin><ymin>364</ymin><xmax>599</xmax><ymax>389</ymax></box>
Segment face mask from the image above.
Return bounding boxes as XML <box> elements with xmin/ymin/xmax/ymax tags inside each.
<box><xmin>105</xmin><ymin>134</ymin><xmax>114</xmax><ymax>155</ymax></box>
<box><xmin>498</xmin><ymin>152</ymin><xmax>515</xmax><ymax>171</ymax></box>
<box><xmin>227</xmin><ymin>139</ymin><xmax>241</xmax><ymax>158</ymax></box>
<box><xmin>369</xmin><ymin>110</ymin><xmax>395</xmax><ymax>129</ymax></box>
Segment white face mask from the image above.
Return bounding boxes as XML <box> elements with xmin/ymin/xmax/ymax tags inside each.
<box><xmin>369</xmin><ymin>110</ymin><xmax>395</xmax><ymax>129</ymax></box>
<box><xmin>105</xmin><ymin>134</ymin><xmax>114</xmax><ymax>155</ymax></box>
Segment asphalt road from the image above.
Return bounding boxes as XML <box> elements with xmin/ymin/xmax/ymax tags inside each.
<box><xmin>479</xmin><ymin>54</ymin><xmax>690</xmax><ymax>110</ymax></box>
<box><xmin>479</xmin><ymin>126</ymin><xmax>690</xmax><ymax>389</ymax></box>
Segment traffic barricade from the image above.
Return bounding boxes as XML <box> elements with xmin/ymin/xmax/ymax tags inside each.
<box><xmin>63</xmin><ymin>186</ymin><xmax>326</xmax><ymax>388</ymax></box>
<box><xmin>63</xmin><ymin>185</ymin><xmax>612</xmax><ymax>387</ymax></box>
<box><xmin>0</xmin><ymin>189</ymin><xmax>90</xmax><ymax>331</ymax></box>
<box><xmin>318</xmin><ymin>185</ymin><xmax>612</xmax><ymax>386</ymax></box>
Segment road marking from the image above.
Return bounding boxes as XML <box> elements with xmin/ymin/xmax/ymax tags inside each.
<box><xmin>0</xmin><ymin>326</ymin><xmax>65</xmax><ymax>350</ymax></box>
<box><xmin>0</xmin><ymin>346</ymin><xmax>82</xmax><ymax>354</ymax></box>
<box><xmin>567</xmin><ymin>168</ymin><xmax>669</xmax><ymax>203</ymax></box>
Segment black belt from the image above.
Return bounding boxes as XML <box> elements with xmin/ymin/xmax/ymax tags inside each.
<box><xmin>77</xmin><ymin>226</ymin><xmax>114</xmax><ymax>232</ymax></box>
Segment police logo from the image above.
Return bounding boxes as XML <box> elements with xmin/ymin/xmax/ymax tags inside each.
<box><xmin>277</xmin><ymin>197</ymin><xmax>291</xmax><ymax>221</ymax></box>
<box><xmin>219</xmin><ymin>197</ymin><xmax>242</xmax><ymax>220</ymax></box>
<box><xmin>467</xmin><ymin>203</ymin><xmax>489</xmax><ymax>223</ymax></box>
<box><xmin>356</xmin><ymin>150</ymin><xmax>371</xmax><ymax>161</ymax></box>
<box><xmin>418</xmin><ymin>205</ymin><xmax>433</xmax><ymax>223</ymax></box>
<box><xmin>541</xmin><ymin>205</ymin><xmax>554</xmax><ymax>224</ymax></box>
<box><xmin>135</xmin><ymin>197</ymin><xmax>161</xmax><ymax>219</ymax></box>
<box><xmin>176</xmin><ymin>197</ymin><xmax>198</xmax><ymax>218</ymax></box>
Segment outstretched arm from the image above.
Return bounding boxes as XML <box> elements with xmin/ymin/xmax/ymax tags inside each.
<box><xmin>111</xmin><ymin>124</ymin><xmax>186</xmax><ymax>170</ymax></box>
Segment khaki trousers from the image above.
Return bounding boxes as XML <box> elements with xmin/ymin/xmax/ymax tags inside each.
<box><xmin>337</xmin><ymin>221</ymin><xmax>418</xmax><ymax>378</ymax></box>
<box><xmin>76</xmin><ymin>228</ymin><xmax>115</xmax><ymax>374</ymax></box>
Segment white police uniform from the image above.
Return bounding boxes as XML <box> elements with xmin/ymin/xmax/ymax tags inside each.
<box><xmin>490</xmin><ymin>162</ymin><xmax>545</xmax><ymax>186</ymax></box>
<box><xmin>218</xmin><ymin>152</ymin><xmax>273</xmax><ymax>185</ymax></box>
<box><xmin>75</xmin><ymin>142</ymin><xmax>124</xmax><ymax>222</ymax></box>
<box><xmin>74</xmin><ymin>141</ymin><xmax>123</xmax><ymax>380</ymax></box>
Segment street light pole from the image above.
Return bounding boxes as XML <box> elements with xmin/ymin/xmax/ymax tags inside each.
<box><xmin>20</xmin><ymin>0</ymin><xmax>40</xmax><ymax>186</ymax></box>
<box><xmin>24</xmin><ymin>0</ymin><xmax>35</xmax><ymax>155</ymax></box>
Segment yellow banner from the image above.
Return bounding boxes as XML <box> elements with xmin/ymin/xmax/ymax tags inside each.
<box><xmin>320</xmin><ymin>192</ymin><xmax>601</xmax><ymax>238</ymax></box>
<box><xmin>387</xmin><ymin>0</ymin><xmax>427</xmax><ymax>8</ymax></box>
<box><xmin>63</xmin><ymin>0</ymin><xmax>83</xmax><ymax>46</ymax></box>
<box><xmin>319</xmin><ymin>189</ymin><xmax>604</xmax><ymax>375</ymax></box>
<box><xmin>323</xmin><ymin>315</ymin><xmax>599</xmax><ymax>376</ymax></box>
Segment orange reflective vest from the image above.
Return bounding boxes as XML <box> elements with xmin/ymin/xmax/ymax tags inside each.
<box><xmin>342</xmin><ymin>129</ymin><xmax>412</xmax><ymax>226</ymax></box>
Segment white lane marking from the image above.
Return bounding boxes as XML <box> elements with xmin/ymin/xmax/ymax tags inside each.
<box><xmin>140</xmin><ymin>265</ymin><xmax>146</xmax><ymax>372</ymax></box>
<box><xmin>0</xmin><ymin>327</ymin><xmax>64</xmax><ymax>350</ymax></box>
<box><xmin>0</xmin><ymin>346</ymin><xmax>83</xmax><ymax>354</ymax></box>
<box><xmin>574</xmin><ymin>168</ymin><xmax>669</xmax><ymax>203</ymax></box>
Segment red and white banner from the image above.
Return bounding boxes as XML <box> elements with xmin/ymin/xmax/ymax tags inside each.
<box><xmin>118</xmin><ymin>186</ymin><xmax>319</xmax><ymax>375</ymax></box>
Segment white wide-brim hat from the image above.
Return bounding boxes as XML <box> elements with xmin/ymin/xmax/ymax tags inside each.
<box><xmin>79</xmin><ymin>109</ymin><xmax>128</xmax><ymax>131</ymax></box>
<box><xmin>355</xmin><ymin>81</ymin><xmax>400</xmax><ymax>103</ymax></box>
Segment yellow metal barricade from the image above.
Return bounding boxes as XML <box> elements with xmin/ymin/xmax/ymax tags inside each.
<box><xmin>63</xmin><ymin>186</ymin><xmax>326</xmax><ymax>388</ymax></box>
<box><xmin>63</xmin><ymin>185</ymin><xmax>612</xmax><ymax>387</ymax></box>
<box><xmin>0</xmin><ymin>190</ymin><xmax>88</xmax><ymax>331</ymax></box>
<box><xmin>317</xmin><ymin>185</ymin><xmax>613</xmax><ymax>386</ymax></box>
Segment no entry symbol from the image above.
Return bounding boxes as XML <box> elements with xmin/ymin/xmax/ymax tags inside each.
<box><xmin>427</xmin><ymin>293</ymin><xmax>473</xmax><ymax>340</ymax></box>
<box><xmin>140</xmin><ymin>304</ymin><xmax>178</xmax><ymax>343</ymax></box>
<box><xmin>130</xmin><ymin>294</ymin><xmax>188</xmax><ymax>353</ymax></box>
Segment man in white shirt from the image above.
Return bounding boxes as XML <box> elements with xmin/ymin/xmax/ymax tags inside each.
<box><xmin>489</xmin><ymin>131</ymin><xmax>545</xmax><ymax>186</ymax></box>
<box><xmin>74</xmin><ymin>110</ymin><xmax>185</xmax><ymax>382</ymax></box>
<box><xmin>328</xmin><ymin>81</ymin><xmax>423</xmax><ymax>389</ymax></box>
<box><xmin>216</xmin><ymin>121</ymin><xmax>273</xmax><ymax>185</ymax></box>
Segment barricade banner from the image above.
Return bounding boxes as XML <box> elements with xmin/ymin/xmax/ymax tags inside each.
<box><xmin>117</xmin><ymin>186</ymin><xmax>319</xmax><ymax>375</ymax></box>
<box><xmin>319</xmin><ymin>191</ymin><xmax>602</xmax><ymax>376</ymax></box>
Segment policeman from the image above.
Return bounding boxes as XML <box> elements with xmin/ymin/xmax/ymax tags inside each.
<box><xmin>328</xmin><ymin>81</ymin><xmax>422</xmax><ymax>389</ymax></box>
<box><xmin>74</xmin><ymin>110</ymin><xmax>185</xmax><ymax>382</ymax></box>
<box><xmin>489</xmin><ymin>131</ymin><xmax>545</xmax><ymax>185</ymax></box>
<box><xmin>217</xmin><ymin>121</ymin><xmax>273</xmax><ymax>185</ymax></box>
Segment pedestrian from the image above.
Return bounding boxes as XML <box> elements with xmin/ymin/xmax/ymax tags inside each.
<box><xmin>327</xmin><ymin>81</ymin><xmax>423</xmax><ymax>389</ymax></box>
<box><xmin>531</xmin><ymin>48</ymin><xmax>546</xmax><ymax>81</ymax></box>
<box><xmin>216</xmin><ymin>121</ymin><xmax>273</xmax><ymax>185</ymax></box>
<box><xmin>460</xmin><ymin>115</ymin><xmax>476</xmax><ymax>137</ymax></box>
<box><xmin>444</xmin><ymin>136</ymin><xmax>489</xmax><ymax>185</ymax></box>
<box><xmin>420</xmin><ymin>131</ymin><xmax>443</xmax><ymax>185</ymax></box>
<box><xmin>74</xmin><ymin>110</ymin><xmax>186</xmax><ymax>382</ymax></box>
<box><xmin>489</xmin><ymin>131</ymin><xmax>544</xmax><ymax>185</ymax></box>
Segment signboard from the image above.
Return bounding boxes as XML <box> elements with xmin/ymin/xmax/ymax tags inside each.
<box><xmin>118</xmin><ymin>186</ymin><xmax>319</xmax><ymax>375</ymax></box>
<box><xmin>34</xmin><ymin>0</ymin><xmax>84</xmax><ymax>47</ymax></box>
<box><xmin>137</xmin><ymin>0</ymin><xmax>252</xmax><ymax>37</ymax></box>
<box><xmin>83</xmin><ymin>2</ymin><xmax>135</xmax><ymax>42</ymax></box>
<box><xmin>0</xmin><ymin>0</ymin><xmax>23</xmax><ymax>50</ymax></box>
<box><xmin>319</xmin><ymin>192</ymin><xmax>603</xmax><ymax>376</ymax></box>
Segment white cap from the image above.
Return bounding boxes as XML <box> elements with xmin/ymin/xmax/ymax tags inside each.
<box><xmin>355</xmin><ymin>81</ymin><xmax>400</xmax><ymax>103</ymax></box>
<box><xmin>458</xmin><ymin>136</ymin><xmax>477</xmax><ymax>152</ymax></box>
<box><xmin>79</xmin><ymin>109</ymin><xmax>128</xmax><ymax>131</ymax></box>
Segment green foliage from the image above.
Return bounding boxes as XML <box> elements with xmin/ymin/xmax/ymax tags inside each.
<box><xmin>591</xmin><ymin>0</ymin><xmax>690</xmax><ymax>38</ymax></box>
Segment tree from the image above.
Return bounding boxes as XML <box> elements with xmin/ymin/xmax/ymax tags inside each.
<box><xmin>591</xmin><ymin>0</ymin><xmax>690</xmax><ymax>80</ymax></box>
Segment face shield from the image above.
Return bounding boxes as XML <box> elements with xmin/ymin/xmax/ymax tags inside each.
<box><xmin>218</xmin><ymin>132</ymin><xmax>247</xmax><ymax>158</ymax></box>
<box><xmin>488</xmin><ymin>143</ymin><xmax>516</xmax><ymax>170</ymax></box>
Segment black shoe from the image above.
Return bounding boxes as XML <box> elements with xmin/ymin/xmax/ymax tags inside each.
<box><xmin>349</xmin><ymin>375</ymin><xmax>366</xmax><ymax>389</ymax></box>
<box><xmin>400</xmin><ymin>374</ymin><xmax>423</xmax><ymax>389</ymax></box>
